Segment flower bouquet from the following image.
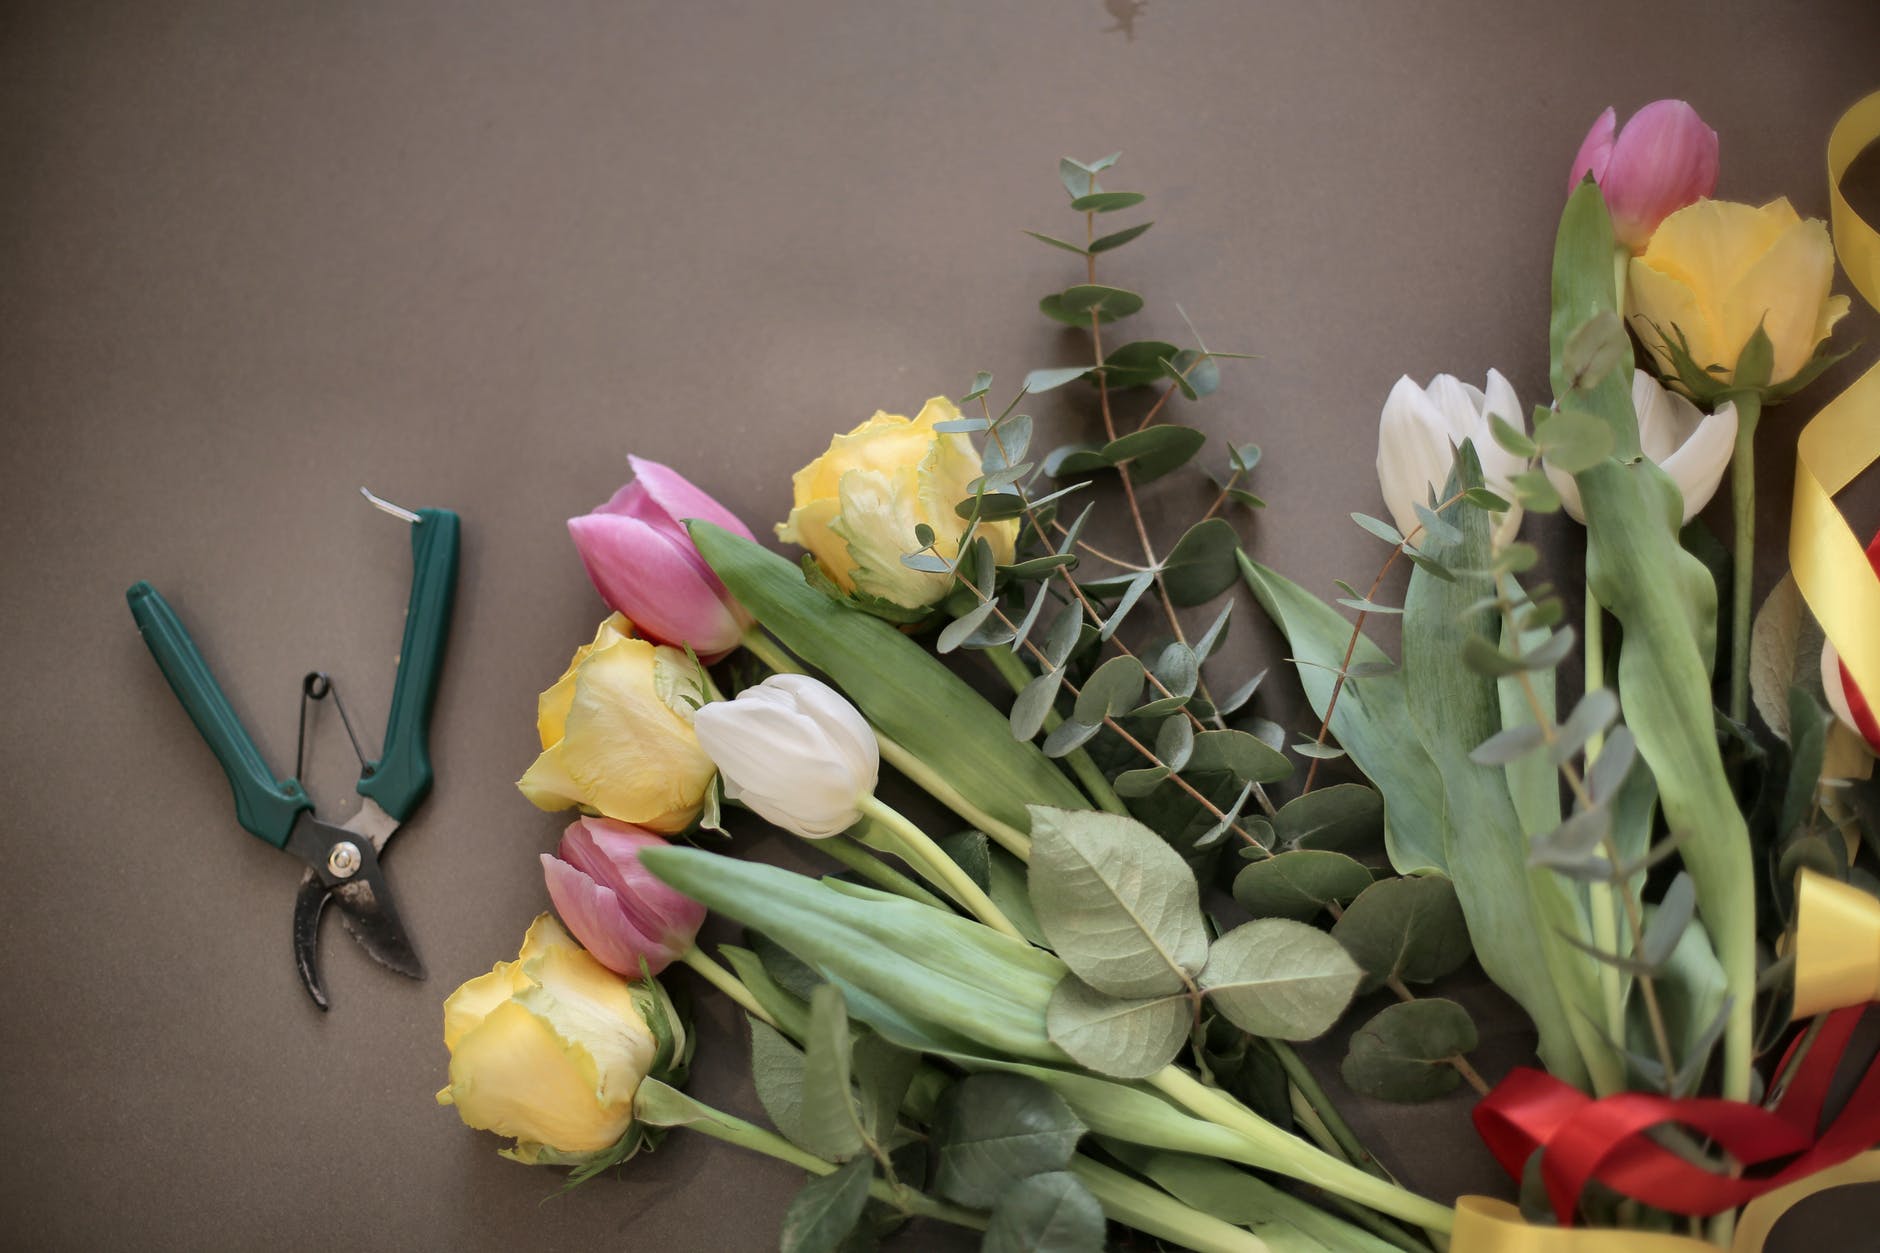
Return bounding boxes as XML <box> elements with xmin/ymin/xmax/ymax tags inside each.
<box><xmin>436</xmin><ymin>95</ymin><xmax>1880</xmax><ymax>1251</ymax></box>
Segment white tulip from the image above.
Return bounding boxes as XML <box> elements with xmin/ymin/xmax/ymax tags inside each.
<box><xmin>1546</xmin><ymin>370</ymin><xmax>1738</xmax><ymax>526</ymax></box>
<box><xmin>1376</xmin><ymin>370</ymin><xmax>1526</xmax><ymax>549</ymax></box>
<box><xmin>692</xmin><ymin>674</ymin><xmax>880</xmax><ymax>838</ymax></box>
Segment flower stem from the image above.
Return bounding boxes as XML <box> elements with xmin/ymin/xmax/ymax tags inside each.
<box><xmin>679</xmin><ymin>946</ymin><xmax>780</xmax><ymax>1031</ymax></box>
<box><xmin>740</xmin><ymin>628</ymin><xmax>1032</xmax><ymax>857</ymax></box>
<box><xmin>1268</xmin><ymin>1040</ymin><xmax>1394</xmax><ymax>1185</ymax></box>
<box><xmin>1068</xmin><ymin>1157</ymin><xmax>1273</xmax><ymax>1253</ymax></box>
<box><xmin>1584</xmin><ymin>592</ymin><xmax>1627</xmax><ymax>1043</ymax></box>
<box><xmin>1146</xmin><ymin>1066</ymin><xmax>1454</xmax><ymax>1233</ymax></box>
<box><xmin>1727</xmin><ymin>392</ymin><xmax>1764</xmax><ymax>724</ymax></box>
<box><xmin>856</xmin><ymin>793</ymin><xmax>1026</xmax><ymax>942</ymax></box>
<box><xmin>657</xmin><ymin>1094</ymin><xmax>989</xmax><ymax>1231</ymax></box>
<box><xmin>819</xmin><ymin>831</ymin><xmax>952</xmax><ymax>911</ymax></box>
<box><xmin>982</xmin><ymin>644</ymin><xmax>1129</xmax><ymax>815</ymax></box>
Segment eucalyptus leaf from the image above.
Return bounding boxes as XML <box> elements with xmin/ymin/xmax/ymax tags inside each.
<box><xmin>1194</xmin><ymin>601</ymin><xmax>1233</xmax><ymax>661</ymax></box>
<box><xmin>931</xmin><ymin>1074</ymin><xmax>1086</xmax><ymax>1209</ymax></box>
<box><xmin>1046</xmin><ymin>976</ymin><xmax>1191</xmax><ymax>1078</ymax></box>
<box><xmin>1332</xmin><ymin>875</ymin><xmax>1471</xmax><ymax>991</ymax></box>
<box><xmin>780</xmin><ymin>1158</ymin><xmax>873</xmax><ymax>1253</ymax></box>
<box><xmin>1271</xmin><ymin>783</ymin><xmax>1382</xmax><ymax>852</ymax></box>
<box><xmin>1097</xmin><ymin>340</ymin><xmax>1181</xmax><ymax>389</ymax></box>
<box><xmin>1023</xmin><ymin>230</ymin><xmax>1090</xmax><ymax>257</ymax></box>
<box><xmin>1640</xmin><ymin>873</ymin><xmax>1696</xmax><ymax>970</ymax></box>
<box><xmin>1103</xmin><ymin>424</ymin><xmax>1206</xmax><ymax>482</ymax></box>
<box><xmin>1233</xmin><ymin>850</ymin><xmax>1374</xmax><ymax>922</ymax></box>
<box><xmin>1089</xmin><ymin>221</ymin><xmax>1153</xmax><ymax>253</ymax></box>
<box><xmin>1169</xmin><ymin>349</ymin><xmax>1222</xmax><ymax>399</ymax></box>
<box><xmin>1199</xmin><ymin>919</ymin><xmax>1362</xmax><ymax>1040</ymax></box>
<box><xmin>1163</xmin><ymin>518</ymin><xmax>1241</xmax><ymax>606</ymax></box>
<box><xmin>1027</xmin><ymin>806</ymin><xmax>1208</xmax><ymax>997</ymax></box>
<box><xmin>983</xmin><ymin>1172</ymin><xmax>1107</xmax><ymax>1253</ymax></box>
<box><xmin>1341</xmin><ymin>999</ymin><xmax>1479</xmax><ymax>1102</ymax></box>
<box><xmin>1068</xmin><ymin>190</ymin><xmax>1146</xmax><ymax>212</ymax></box>
<box><xmin>1011</xmin><ymin>667</ymin><xmax>1064</xmax><ymax>741</ymax></box>
<box><xmin>1042</xmin><ymin>717</ymin><xmax>1102</xmax><ymax>758</ymax></box>
<box><xmin>1350</xmin><ymin>512</ymin><xmax>1404</xmax><ymax>545</ymax></box>
<box><xmin>1073</xmin><ymin>655</ymin><xmax>1146</xmax><ymax>724</ymax></box>
<box><xmin>1186</xmin><ymin>728</ymin><xmax>1293</xmax><ymax>784</ymax></box>
<box><xmin>1025</xmin><ymin>365</ymin><xmax>1093</xmax><ymax>393</ymax></box>
<box><xmin>1043</xmin><ymin>601</ymin><xmax>1084</xmax><ymax>669</ymax></box>
<box><xmin>1113</xmin><ymin>765</ymin><xmax>1171</xmax><ymax>797</ymax></box>
<box><xmin>1052</xmin><ymin>283</ymin><xmax>1144</xmax><ymax>323</ymax></box>
<box><xmin>1155</xmin><ymin>715</ymin><xmax>1194</xmax><ymax>771</ymax></box>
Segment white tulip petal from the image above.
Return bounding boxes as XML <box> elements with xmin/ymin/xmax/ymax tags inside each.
<box><xmin>1544</xmin><ymin>458</ymin><xmax>1589</xmax><ymax>524</ymax></box>
<box><xmin>691</xmin><ymin>675</ymin><xmax>875</xmax><ymax>839</ymax></box>
<box><xmin>1378</xmin><ymin>378</ymin><xmax>1459</xmax><ymax>536</ymax></box>
<box><xmin>1657</xmin><ymin>401</ymin><xmax>1737</xmax><ymax>524</ymax></box>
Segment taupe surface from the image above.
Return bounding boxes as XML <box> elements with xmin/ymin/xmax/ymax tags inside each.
<box><xmin>3</xmin><ymin>2</ymin><xmax>1878</xmax><ymax>1249</ymax></box>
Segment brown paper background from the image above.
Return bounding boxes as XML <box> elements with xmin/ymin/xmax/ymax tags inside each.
<box><xmin>3</xmin><ymin>2</ymin><xmax>1877</xmax><ymax>1248</ymax></box>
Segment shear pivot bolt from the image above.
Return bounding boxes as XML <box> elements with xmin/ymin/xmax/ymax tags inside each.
<box><xmin>328</xmin><ymin>841</ymin><xmax>362</xmax><ymax>879</ymax></box>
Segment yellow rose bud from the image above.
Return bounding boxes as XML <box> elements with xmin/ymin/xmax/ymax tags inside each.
<box><xmin>436</xmin><ymin>914</ymin><xmax>658</xmax><ymax>1163</ymax></box>
<box><xmin>1627</xmin><ymin>197</ymin><xmax>1850</xmax><ymax>390</ymax></box>
<box><xmin>778</xmin><ymin>396</ymin><xmax>1019</xmax><ymax>612</ymax></box>
<box><xmin>517</xmin><ymin>613</ymin><xmax>716</xmax><ymax>833</ymax></box>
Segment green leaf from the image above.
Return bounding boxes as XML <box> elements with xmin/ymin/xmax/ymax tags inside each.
<box><xmin>1640</xmin><ymin>872</ymin><xmax>1696</xmax><ymax>970</ymax></box>
<box><xmin>852</xmin><ymin>1033</ymin><xmax>918</xmax><ymax>1148</ymax></box>
<box><xmin>1098</xmin><ymin>340</ymin><xmax>1181</xmax><ymax>389</ymax></box>
<box><xmin>1072</xmin><ymin>656</ymin><xmax>1146</xmax><ymax>723</ymax></box>
<box><xmin>1782</xmin><ymin>685</ymin><xmax>1830</xmax><ymax>837</ymax></box>
<box><xmin>960</xmin><ymin>371</ymin><xmax>994</xmax><ymax>404</ymax></box>
<box><xmin>1168</xmin><ymin>349</ymin><xmax>1222</xmax><ymax>399</ymax></box>
<box><xmin>1536</xmin><ymin>409</ymin><xmax>1615</xmax><ymax>474</ymax></box>
<box><xmin>1112</xmin><ymin>765</ymin><xmax>1171</xmax><ymax>796</ymax></box>
<box><xmin>1350</xmin><ymin>512</ymin><xmax>1404</xmax><ymax>545</ymax></box>
<box><xmin>1162</xmin><ymin>518</ymin><xmax>1240</xmax><ymax>606</ymax></box>
<box><xmin>1046</xmin><ymin>976</ymin><xmax>1191</xmax><ymax>1078</ymax></box>
<box><xmin>1010</xmin><ymin>667</ymin><xmax>1064</xmax><ymax>741</ymax></box>
<box><xmin>1089</xmin><ymin>221</ymin><xmax>1153</xmax><ymax>253</ymax></box>
<box><xmin>1024</xmin><ymin>230</ymin><xmax>1090</xmax><ymax>257</ymax></box>
<box><xmin>1045</xmin><ymin>284</ymin><xmax>1145</xmax><ymax>324</ymax></box>
<box><xmin>1511</xmin><ymin>469</ymin><xmax>1562</xmax><ymax>513</ymax></box>
<box><xmin>1561</xmin><ymin>309</ymin><xmax>1629</xmax><ymax>392</ymax></box>
<box><xmin>799</xmin><ymin>985</ymin><xmax>866</xmax><ymax>1161</ymax></box>
<box><xmin>1027</xmin><ymin>806</ymin><xmax>1209</xmax><ymax>997</ymax></box>
<box><xmin>1341</xmin><ymin>999</ymin><xmax>1479</xmax><ymax>1102</ymax></box>
<box><xmin>1271</xmin><ymin>783</ymin><xmax>1382</xmax><ymax>852</ymax></box>
<box><xmin>932</xmin><ymin>1074</ymin><xmax>1086</xmax><ymax>1208</ymax></box>
<box><xmin>1199</xmin><ymin>919</ymin><xmax>1363</xmax><ymax>1040</ymax></box>
<box><xmin>938</xmin><ymin>601</ymin><xmax>998</xmax><ymax>654</ymax></box>
<box><xmin>691</xmin><ymin>524</ymin><xmax>1090</xmax><ymax>835</ymax></box>
<box><xmin>1185</xmin><ymin>728</ymin><xmax>1293</xmax><ymax>784</ymax></box>
<box><xmin>1058</xmin><ymin>154</ymin><xmax>1116</xmax><ymax>200</ymax></box>
<box><xmin>1331</xmin><ymin>876</ymin><xmax>1472</xmax><ymax>990</ymax></box>
<box><xmin>1233</xmin><ymin>850</ymin><xmax>1374</xmax><ymax>921</ymax></box>
<box><xmin>1154</xmin><ymin>714</ymin><xmax>1194</xmax><ymax>771</ymax></box>
<box><xmin>983</xmin><ymin>1172</ymin><xmax>1107</xmax><ymax>1253</ymax></box>
<box><xmin>780</xmin><ymin>1159</ymin><xmax>873</xmax><ymax>1253</ymax></box>
<box><xmin>1043</xmin><ymin>717</ymin><xmax>1101</xmax><ymax>757</ymax></box>
<box><xmin>1239</xmin><ymin>558</ymin><xmax>1449</xmax><ymax>877</ymax></box>
<box><xmin>1068</xmin><ymin>190</ymin><xmax>1146</xmax><ymax>212</ymax></box>
<box><xmin>1489</xmin><ymin>412</ymin><xmax>1537</xmax><ymax>459</ymax></box>
<box><xmin>750</xmin><ymin>1018</ymin><xmax>812</xmax><ymax>1148</ymax></box>
<box><xmin>1553</xmin><ymin>688</ymin><xmax>1620</xmax><ymax>764</ymax></box>
<box><xmin>1469</xmin><ymin>722</ymin><xmax>1547</xmax><ymax>766</ymax></box>
<box><xmin>1025</xmin><ymin>365</ymin><xmax>1093</xmax><ymax>393</ymax></box>
<box><xmin>1102</xmin><ymin>424</ymin><xmax>1205</xmax><ymax>482</ymax></box>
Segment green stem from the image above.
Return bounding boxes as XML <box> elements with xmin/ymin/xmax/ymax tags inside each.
<box><xmin>1147</xmin><ymin>1066</ymin><xmax>1454</xmax><ymax>1233</ymax></box>
<box><xmin>1727</xmin><ymin>392</ymin><xmax>1764</xmax><ymax>725</ymax></box>
<box><xmin>679</xmin><ymin>946</ymin><xmax>780</xmax><ymax>1031</ymax></box>
<box><xmin>983</xmin><ymin>644</ymin><xmax>1128</xmax><ymax>815</ymax></box>
<box><xmin>818</xmin><ymin>832</ymin><xmax>952</xmax><ymax>911</ymax></box>
<box><xmin>1269</xmin><ymin>1041</ymin><xmax>1392</xmax><ymax>1185</ymax></box>
<box><xmin>857</xmin><ymin>793</ymin><xmax>1025</xmax><ymax>942</ymax></box>
<box><xmin>741</xmin><ymin>628</ymin><xmax>1032</xmax><ymax>857</ymax></box>
<box><xmin>1583</xmin><ymin>592</ymin><xmax>1627</xmax><ymax>1043</ymax></box>
<box><xmin>664</xmin><ymin>1097</ymin><xmax>988</xmax><ymax>1231</ymax></box>
<box><xmin>1068</xmin><ymin>1158</ymin><xmax>1273</xmax><ymax>1253</ymax></box>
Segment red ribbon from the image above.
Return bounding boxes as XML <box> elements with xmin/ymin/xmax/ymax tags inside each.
<box><xmin>1474</xmin><ymin>1006</ymin><xmax>1880</xmax><ymax>1223</ymax></box>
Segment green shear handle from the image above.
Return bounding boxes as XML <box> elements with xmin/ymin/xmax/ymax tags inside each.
<box><xmin>127</xmin><ymin>582</ymin><xmax>311</xmax><ymax>848</ymax></box>
<box><xmin>357</xmin><ymin>507</ymin><xmax>459</xmax><ymax>822</ymax></box>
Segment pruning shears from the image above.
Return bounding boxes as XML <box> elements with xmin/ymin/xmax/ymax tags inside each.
<box><xmin>127</xmin><ymin>489</ymin><xmax>460</xmax><ymax>1009</ymax></box>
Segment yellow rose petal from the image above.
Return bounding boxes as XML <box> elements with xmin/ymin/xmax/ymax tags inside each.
<box><xmin>1725</xmin><ymin>214</ymin><xmax>1839</xmax><ymax>382</ymax></box>
<box><xmin>442</xmin><ymin>999</ymin><xmax>631</xmax><ymax>1153</ymax></box>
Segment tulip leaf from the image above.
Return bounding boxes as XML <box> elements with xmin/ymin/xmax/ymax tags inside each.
<box><xmin>1102</xmin><ymin>424</ymin><xmax>1205</xmax><ymax>482</ymax></box>
<box><xmin>1232</xmin><ymin>850</ymin><xmax>1374</xmax><ymax>921</ymax></box>
<box><xmin>1341</xmin><ymin>999</ymin><xmax>1479</xmax><ymax>1103</ymax></box>
<box><xmin>1560</xmin><ymin>309</ymin><xmax>1628</xmax><ymax>391</ymax></box>
<box><xmin>983</xmin><ymin>1171</ymin><xmax>1107</xmax><ymax>1253</ymax></box>
<box><xmin>1162</xmin><ymin>518</ymin><xmax>1241</xmax><ymax>605</ymax></box>
<box><xmin>1198</xmin><ymin>919</ymin><xmax>1363</xmax><ymax>1040</ymax></box>
<box><xmin>1240</xmin><ymin>556</ymin><xmax>1450</xmax><ymax>876</ymax></box>
<box><xmin>932</xmin><ymin>1073</ymin><xmax>1087</xmax><ymax>1208</ymax></box>
<box><xmin>780</xmin><ymin>1158</ymin><xmax>873</xmax><ymax>1253</ymax></box>
<box><xmin>797</xmin><ymin>985</ymin><xmax>866</xmax><ymax>1162</ymax></box>
<box><xmin>1045</xmin><ymin>976</ymin><xmax>1191</xmax><ymax>1078</ymax></box>
<box><xmin>1027</xmin><ymin>806</ymin><xmax>1209</xmax><ymax>998</ymax></box>
<box><xmin>690</xmin><ymin>524</ymin><xmax>1091</xmax><ymax>837</ymax></box>
<box><xmin>1330</xmin><ymin>876</ymin><xmax>1472</xmax><ymax>992</ymax></box>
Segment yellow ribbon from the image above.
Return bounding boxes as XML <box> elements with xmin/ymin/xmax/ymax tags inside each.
<box><xmin>1791</xmin><ymin>91</ymin><xmax>1880</xmax><ymax>708</ymax></box>
<box><xmin>1452</xmin><ymin>96</ymin><xmax>1880</xmax><ymax>1252</ymax></box>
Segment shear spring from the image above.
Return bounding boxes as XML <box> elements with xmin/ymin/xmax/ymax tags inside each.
<box><xmin>296</xmin><ymin>671</ymin><xmax>374</xmax><ymax>782</ymax></box>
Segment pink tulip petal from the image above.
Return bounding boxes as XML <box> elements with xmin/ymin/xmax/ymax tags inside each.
<box><xmin>1602</xmin><ymin>100</ymin><xmax>1718</xmax><ymax>250</ymax></box>
<box><xmin>541</xmin><ymin>855</ymin><xmax>677</xmax><ymax>975</ymax></box>
<box><xmin>571</xmin><ymin>818</ymin><xmax>707</xmax><ymax>944</ymax></box>
<box><xmin>1567</xmin><ymin>107</ymin><xmax>1616</xmax><ymax>193</ymax></box>
<box><xmin>567</xmin><ymin>513</ymin><xmax>748</xmax><ymax>659</ymax></box>
<box><xmin>627</xmin><ymin>455</ymin><xmax>756</xmax><ymax>542</ymax></box>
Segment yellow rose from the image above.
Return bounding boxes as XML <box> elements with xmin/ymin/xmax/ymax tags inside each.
<box><xmin>778</xmin><ymin>396</ymin><xmax>1019</xmax><ymax>612</ymax></box>
<box><xmin>1627</xmin><ymin>197</ymin><xmax>1850</xmax><ymax>390</ymax></box>
<box><xmin>436</xmin><ymin>914</ymin><xmax>665</xmax><ymax>1163</ymax></box>
<box><xmin>517</xmin><ymin>613</ymin><xmax>716</xmax><ymax>833</ymax></box>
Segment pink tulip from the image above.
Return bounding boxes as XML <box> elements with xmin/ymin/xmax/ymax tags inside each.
<box><xmin>1568</xmin><ymin>100</ymin><xmax>1719</xmax><ymax>252</ymax></box>
<box><xmin>541</xmin><ymin>817</ymin><xmax>707</xmax><ymax>976</ymax></box>
<box><xmin>568</xmin><ymin>456</ymin><xmax>755</xmax><ymax>662</ymax></box>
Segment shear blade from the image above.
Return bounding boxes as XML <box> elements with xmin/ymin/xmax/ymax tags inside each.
<box><xmin>289</xmin><ymin>830</ymin><xmax>425</xmax><ymax>1009</ymax></box>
